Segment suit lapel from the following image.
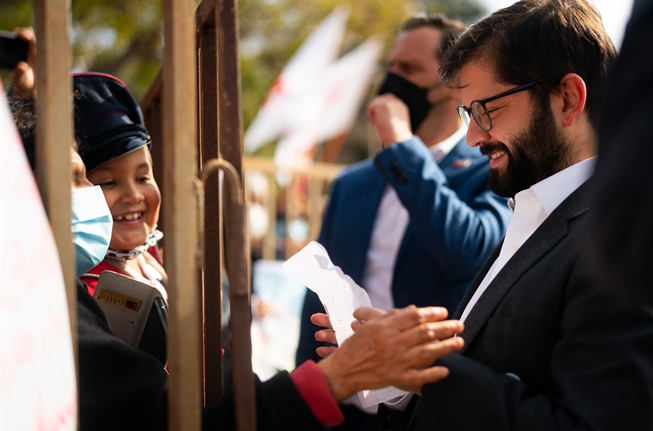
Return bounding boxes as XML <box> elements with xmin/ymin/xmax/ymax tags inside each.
<box><xmin>456</xmin><ymin>181</ymin><xmax>592</xmax><ymax>353</ymax></box>
<box><xmin>452</xmin><ymin>243</ymin><xmax>503</xmax><ymax>319</ymax></box>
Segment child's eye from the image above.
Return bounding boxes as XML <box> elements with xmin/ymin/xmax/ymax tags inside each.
<box><xmin>96</xmin><ymin>180</ymin><xmax>116</xmax><ymax>187</ymax></box>
<box><xmin>137</xmin><ymin>176</ymin><xmax>150</xmax><ymax>183</ymax></box>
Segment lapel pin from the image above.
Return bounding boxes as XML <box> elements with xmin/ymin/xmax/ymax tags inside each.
<box><xmin>453</xmin><ymin>159</ymin><xmax>472</xmax><ymax>168</ymax></box>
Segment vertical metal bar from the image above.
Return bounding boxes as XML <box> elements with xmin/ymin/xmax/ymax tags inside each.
<box><xmin>198</xmin><ymin>22</ymin><xmax>224</xmax><ymax>407</ymax></box>
<box><xmin>33</xmin><ymin>0</ymin><xmax>76</xmax><ymax>374</ymax></box>
<box><xmin>162</xmin><ymin>0</ymin><xmax>201</xmax><ymax>429</ymax></box>
<box><xmin>216</xmin><ymin>0</ymin><xmax>256</xmax><ymax>429</ymax></box>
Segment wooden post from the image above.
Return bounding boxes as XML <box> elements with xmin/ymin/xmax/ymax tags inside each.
<box><xmin>162</xmin><ymin>0</ymin><xmax>201</xmax><ymax>429</ymax></box>
<box><xmin>33</xmin><ymin>0</ymin><xmax>77</xmax><ymax>372</ymax></box>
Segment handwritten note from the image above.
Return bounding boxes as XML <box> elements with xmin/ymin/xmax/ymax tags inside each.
<box><xmin>0</xmin><ymin>87</ymin><xmax>77</xmax><ymax>430</ymax></box>
<box><xmin>283</xmin><ymin>241</ymin><xmax>408</xmax><ymax>408</ymax></box>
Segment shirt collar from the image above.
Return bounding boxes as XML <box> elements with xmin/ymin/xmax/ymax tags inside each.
<box><xmin>429</xmin><ymin>126</ymin><xmax>467</xmax><ymax>162</ymax></box>
<box><xmin>509</xmin><ymin>157</ymin><xmax>596</xmax><ymax>214</ymax></box>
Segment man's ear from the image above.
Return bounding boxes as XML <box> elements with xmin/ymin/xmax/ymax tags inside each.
<box><xmin>556</xmin><ymin>73</ymin><xmax>587</xmax><ymax>127</ymax></box>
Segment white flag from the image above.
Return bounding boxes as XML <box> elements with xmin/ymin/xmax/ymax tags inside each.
<box><xmin>244</xmin><ymin>7</ymin><xmax>349</xmax><ymax>153</ymax></box>
<box><xmin>273</xmin><ymin>37</ymin><xmax>382</xmax><ymax>168</ymax></box>
<box><xmin>316</xmin><ymin>37</ymin><xmax>382</xmax><ymax>140</ymax></box>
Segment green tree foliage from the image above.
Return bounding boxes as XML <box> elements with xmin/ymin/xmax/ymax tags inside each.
<box><xmin>0</xmin><ymin>0</ymin><xmax>164</xmax><ymax>99</ymax></box>
<box><xmin>71</xmin><ymin>0</ymin><xmax>164</xmax><ymax>96</ymax></box>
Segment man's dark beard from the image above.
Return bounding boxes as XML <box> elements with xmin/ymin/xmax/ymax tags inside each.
<box><xmin>481</xmin><ymin>100</ymin><xmax>571</xmax><ymax>198</ymax></box>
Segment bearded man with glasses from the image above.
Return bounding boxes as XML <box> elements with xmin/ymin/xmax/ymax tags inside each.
<box><xmin>362</xmin><ymin>0</ymin><xmax>652</xmax><ymax>429</ymax></box>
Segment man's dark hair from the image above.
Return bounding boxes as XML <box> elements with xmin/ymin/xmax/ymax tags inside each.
<box><xmin>401</xmin><ymin>13</ymin><xmax>467</xmax><ymax>60</ymax></box>
<box><xmin>439</xmin><ymin>0</ymin><xmax>618</xmax><ymax>129</ymax></box>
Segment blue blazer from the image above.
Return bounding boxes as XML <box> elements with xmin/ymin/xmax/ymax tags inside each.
<box><xmin>296</xmin><ymin>136</ymin><xmax>512</xmax><ymax>365</ymax></box>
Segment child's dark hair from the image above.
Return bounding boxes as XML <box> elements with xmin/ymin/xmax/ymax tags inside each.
<box><xmin>8</xmin><ymin>91</ymin><xmax>84</xmax><ymax>173</ymax></box>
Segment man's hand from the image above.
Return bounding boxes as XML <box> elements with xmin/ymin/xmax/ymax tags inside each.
<box><xmin>367</xmin><ymin>93</ymin><xmax>414</xmax><ymax>146</ymax></box>
<box><xmin>10</xmin><ymin>27</ymin><xmax>36</xmax><ymax>97</ymax></box>
<box><xmin>316</xmin><ymin>305</ymin><xmax>464</xmax><ymax>402</ymax></box>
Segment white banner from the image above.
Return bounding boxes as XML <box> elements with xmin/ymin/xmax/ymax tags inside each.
<box><xmin>0</xmin><ymin>86</ymin><xmax>77</xmax><ymax>430</ymax></box>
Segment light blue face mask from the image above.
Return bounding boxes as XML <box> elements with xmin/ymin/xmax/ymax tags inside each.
<box><xmin>71</xmin><ymin>185</ymin><xmax>113</xmax><ymax>277</ymax></box>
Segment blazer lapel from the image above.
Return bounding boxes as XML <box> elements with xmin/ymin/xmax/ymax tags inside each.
<box><xmin>453</xmin><ymin>243</ymin><xmax>503</xmax><ymax>319</ymax></box>
<box><xmin>456</xmin><ymin>181</ymin><xmax>592</xmax><ymax>353</ymax></box>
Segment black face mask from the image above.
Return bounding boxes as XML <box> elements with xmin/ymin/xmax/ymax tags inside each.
<box><xmin>378</xmin><ymin>72</ymin><xmax>433</xmax><ymax>132</ymax></box>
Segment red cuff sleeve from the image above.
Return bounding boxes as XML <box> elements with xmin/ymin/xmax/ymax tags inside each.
<box><xmin>290</xmin><ymin>360</ymin><xmax>344</xmax><ymax>426</ymax></box>
<box><xmin>80</xmin><ymin>277</ymin><xmax>98</xmax><ymax>296</ymax></box>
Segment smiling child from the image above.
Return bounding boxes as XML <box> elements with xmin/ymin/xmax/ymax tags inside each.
<box><xmin>75</xmin><ymin>73</ymin><xmax>167</xmax><ymax>299</ymax></box>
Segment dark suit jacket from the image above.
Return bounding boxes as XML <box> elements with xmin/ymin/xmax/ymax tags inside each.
<box><xmin>297</xmin><ymin>136</ymin><xmax>511</xmax><ymax>365</ymax></box>
<box><xmin>379</xmin><ymin>178</ymin><xmax>652</xmax><ymax>430</ymax></box>
<box><xmin>394</xmin><ymin>4</ymin><xmax>653</xmax><ymax>429</ymax></box>
<box><xmin>380</xmin><ymin>4</ymin><xmax>653</xmax><ymax>429</ymax></box>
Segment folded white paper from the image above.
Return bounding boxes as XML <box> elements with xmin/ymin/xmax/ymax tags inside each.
<box><xmin>283</xmin><ymin>241</ymin><xmax>408</xmax><ymax>408</ymax></box>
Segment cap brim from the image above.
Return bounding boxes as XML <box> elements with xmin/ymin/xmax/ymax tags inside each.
<box><xmin>84</xmin><ymin>136</ymin><xmax>151</xmax><ymax>173</ymax></box>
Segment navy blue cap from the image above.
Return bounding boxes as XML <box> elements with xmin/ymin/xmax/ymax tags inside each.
<box><xmin>72</xmin><ymin>72</ymin><xmax>151</xmax><ymax>172</ymax></box>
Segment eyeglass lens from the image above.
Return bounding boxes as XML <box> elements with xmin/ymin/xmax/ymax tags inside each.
<box><xmin>471</xmin><ymin>101</ymin><xmax>492</xmax><ymax>131</ymax></box>
<box><xmin>457</xmin><ymin>106</ymin><xmax>471</xmax><ymax>127</ymax></box>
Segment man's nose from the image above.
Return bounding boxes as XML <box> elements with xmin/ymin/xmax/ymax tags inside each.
<box><xmin>465</xmin><ymin>119</ymin><xmax>491</xmax><ymax>148</ymax></box>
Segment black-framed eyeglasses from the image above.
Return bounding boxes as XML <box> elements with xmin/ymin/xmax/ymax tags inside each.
<box><xmin>457</xmin><ymin>79</ymin><xmax>544</xmax><ymax>132</ymax></box>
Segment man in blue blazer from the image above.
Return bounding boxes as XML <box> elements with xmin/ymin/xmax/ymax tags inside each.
<box><xmin>297</xmin><ymin>14</ymin><xmax>511</xmax><ymax>428</ymax></box>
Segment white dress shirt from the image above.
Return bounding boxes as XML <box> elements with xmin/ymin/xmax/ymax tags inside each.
<box><xmin>459</xmin><ymin>157</ymin><xmax>596</xmax><ymax>323</ymax></box>
<box><xmin>362</xmin><ymin>127</ymin><xmax>467</xmax><ymax>310</ymax></box>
